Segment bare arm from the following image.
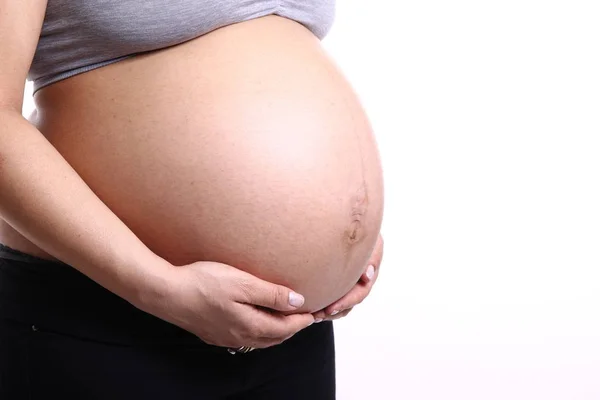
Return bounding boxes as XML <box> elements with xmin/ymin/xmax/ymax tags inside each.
<box><xmin>0</xmin><ymin>1</ymin><xmax>313</xmax><ymax>348</ymax></box>
<box><xmin>0</xmin><ymin>0</ymin><xmax>163</xmax><ymax>304</ymax></box>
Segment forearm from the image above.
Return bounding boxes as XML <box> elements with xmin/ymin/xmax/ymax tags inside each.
<box><xmin>0</xmin><ymin>109</ymin><xmax>170</xmax><ymax>304</ymax></box>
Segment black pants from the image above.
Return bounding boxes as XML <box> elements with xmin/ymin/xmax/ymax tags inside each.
<box><xmin>0</xmin><ymin>244</ymin><xmax>336</xmax><ymax>399</ymax></box>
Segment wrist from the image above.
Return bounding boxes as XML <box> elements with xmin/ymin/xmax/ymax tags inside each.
<box><xmin>110</xmin><ymin>246</ymin><xmax>176</xmax><ymax>312</ymax></box>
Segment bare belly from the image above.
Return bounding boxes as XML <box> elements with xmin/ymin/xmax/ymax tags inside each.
<box><xmin>0</xmin><ymin>16</ymin><xmax>384</xmax><ymax>312</ymax></box>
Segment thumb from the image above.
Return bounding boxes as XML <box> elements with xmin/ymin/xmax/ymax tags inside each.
<box><xmin>240</xmin><ymin>276</ymin><xmax>306</xmax><ymax>312</ymax></box>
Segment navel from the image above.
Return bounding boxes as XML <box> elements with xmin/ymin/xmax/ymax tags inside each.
<box><xmin>345</xmin><ymin>184</ymin><xmax>369</xmax><ymax>245</ymax></box>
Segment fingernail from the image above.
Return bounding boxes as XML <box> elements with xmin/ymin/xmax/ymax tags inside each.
<box><xmin>366</xmin><ymin>265</ymin><xmax>375</xmax><ymax>281</ymax></box>
<box><xmin>315</xmin><ymin>318</ymin><xmax>324</xmax><ymax>323</ymax></box>
<box><xmin>288</xmin><ymin>292</ymin><xmax>305</xmax><ymax>308</ymax></box>
<box><xmin>330</xmin><ymin>310</ymin><xmax>339</xmax><ymax>316</ymax></box>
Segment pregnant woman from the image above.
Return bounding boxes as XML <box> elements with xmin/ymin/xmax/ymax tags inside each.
<box><xmin>0</xmin><ymin>1</ymin><xmax>384</xmax><ymax>399</ymax></box>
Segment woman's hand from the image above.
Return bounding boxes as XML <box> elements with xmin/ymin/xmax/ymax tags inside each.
<box><xmin>312</xmin><ymin>233</ymin><xmax>384</xmax><ymax>322</ymax></box>
<box><xmin>137</xmin><ymin>260</ymin><xmax>315</xmax><ymax>349</ymax></box>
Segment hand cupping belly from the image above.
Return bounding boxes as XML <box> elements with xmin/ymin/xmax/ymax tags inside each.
<box><xmin>34</xmin><ymin>16</ymin><xmax>384</xmax><ymax>313</ymax></box>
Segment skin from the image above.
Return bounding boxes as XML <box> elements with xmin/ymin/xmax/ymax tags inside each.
<box><xmin>0</xmin><ymin>4</ymin><xmax>384</xmax><ymax>349</ymax></box>
<box><xmin>314</xmin><ymin>233</ymin><xmax>384</xmax><ymax>322</ymax></box>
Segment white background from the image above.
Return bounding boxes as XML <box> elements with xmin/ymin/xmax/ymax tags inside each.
<box><xmin>23</xmin><ymin>1</ymin><xmax>600</xmax><ymax>399</ymax></box>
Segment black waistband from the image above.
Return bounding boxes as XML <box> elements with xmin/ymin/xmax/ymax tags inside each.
<box><xmin>0</xmin><ymin>243</ymin><xmax>213</xmax><ymax>349</ymax></box>
<box><xmin>0</xmin><ymin>243</ymin><xmax>68</xmax><ymax>265</ymax></box>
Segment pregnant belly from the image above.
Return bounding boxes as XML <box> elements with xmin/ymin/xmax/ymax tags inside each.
<box><xmin>31</xmin><ymin>16</ymin><xmax>384</xmax><ymax>312</ymax></box>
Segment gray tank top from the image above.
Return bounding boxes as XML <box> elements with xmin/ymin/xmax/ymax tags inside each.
<box><xmin>28</xmin><ymin>1</ymin><xmax>336</xmax><ymax>93</ymax></box>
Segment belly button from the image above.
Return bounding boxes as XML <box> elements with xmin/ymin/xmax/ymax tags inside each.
<box><xmin>345</xmin><ymin>185</ymin><xmax>369</xmax><ymax>245</ymax></box>
<box><xmin>346</xmin><ymin>220</ymin><xmax>363</xmax><ymax>244</ymax></box>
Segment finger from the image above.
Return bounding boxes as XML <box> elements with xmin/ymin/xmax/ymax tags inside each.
<box><xmin>324</xmin><ymin>279</ymin><xmax>374</xmax><ymax>316</ymax></box>
<box><xmin>360</xmin><ymin>264</ymin><xmax>377</xmax><ymax>283</ymax></box>
<box><xmin>329</xmin><ymin>308</ymin><xmax>352</xmax><ymax>321</ymax></box>
<box><xmin>361</xmin><ymin>234</ymin><xmax>384</xmax><ymax>283</ymax></box>
<box><xmin>326</xmin><ymin>256</ymin><xmax>380</xmax><ymax>316</ymax></box>
<box><xmin>230</xmin><ymin>304</ymin><xmax>314</xmax><ymax>348</ymax></box>
<box><xmin>246</xmin><ymin>308</ymin><xmax>315</xmax><ymax>340</ymax></box>
<box><xmin>266</xmin><ymin>327</ymin><xmax>305</xmax><ymax>347</ymax></box>
<box><xmin>252</xmin><ymin>338</ymin><xmax>290</xmax><ymax>349</ymax></box>
<box><xmin>319</xmin><ymin>307</ymin><xmax>353</xmax><ymax>323</ymax></box>
<box><xmin>253</xmin><ymin>327</ymin><xmax>304</xmax><ymax>348</ymax></box>
<box><xmin>237</xmin><ymin>274</ymin><xmax>306</xmax><ymax>312</ymax></box>
<box><xmin>229</xmin><ymin>336</ymin><xmax>289</xmax><ymax>350</ymax></box>
<box><xmin>312</xmin><ymin>309</ymin><xmax>328</xmax><ymax>322</ymax></box>
<box><xmin>246</xmin><ymin>334</ymin><xmax>296</xmax><ymax>349</ymax></box>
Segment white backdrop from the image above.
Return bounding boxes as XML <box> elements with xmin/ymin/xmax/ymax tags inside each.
<box><xmin>23</xmin><ymin>1</ymin><xmax>600</xmax><ymax>399</ymax></box>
